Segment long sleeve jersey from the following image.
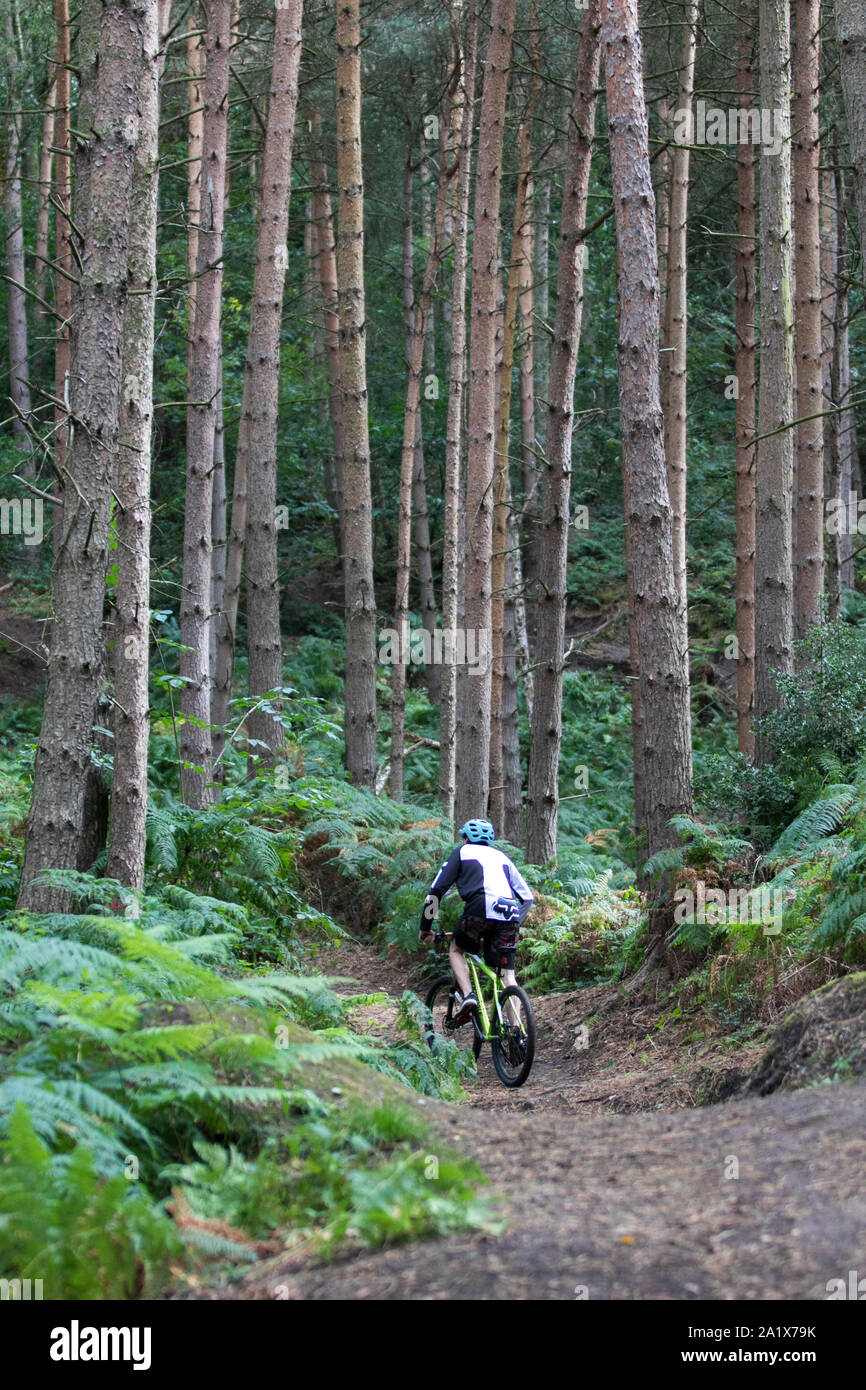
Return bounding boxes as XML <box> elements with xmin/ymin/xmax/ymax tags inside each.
<box><xmin>420</xmin><ymin>842</ymin><xmax>534</xmax><ymax>933</ymax></box>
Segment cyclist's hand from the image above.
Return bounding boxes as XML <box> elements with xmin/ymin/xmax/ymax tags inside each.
<box><xmin>419</xmin><ymin>930</ymin><xmax>434</xmax><ymax>945</ymax></box>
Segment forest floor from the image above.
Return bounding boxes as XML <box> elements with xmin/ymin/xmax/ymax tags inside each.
<box><xmin>200</xmin><ymin>937</ymin><xmax>866</xmax><ymax>1300</ymax></box>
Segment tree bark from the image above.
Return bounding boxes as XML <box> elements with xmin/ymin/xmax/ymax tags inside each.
<box><xmin>336</xmin><ymin>0</ymin><xmax>377</xmax><ymax>788</ymax></box>
<box><xmin>602</xmin><ymin>0</ymin><xmax>693</xmax><ymax>865</ymax></box>
<box><xmin>18</xmin><ymin>0</ymin><xmax>146</xmax><ymax>912</ymax></box>
<box><xmin>662</xmin><ymin>0</ymin><xmax>697</xmax><ymax>614</ymax></box>
<box><xmin>835</xmin><ymin>0</ymin><xmax>866</xmax><ymax>287</ymax></box>
<box><xmin>525</xmin><ymin>0</ymin><xmax>601</xmax><ymax>865</ymax></box>
<box><xmin>793</xmin><ymin>0</ymin><xmax>824</xmax><ymax>638</ymax></box>
<box><xmin>390</xmin><ymin>122</ymin><xmax>451</xmax><ymax>798</ymax></box>
<box><xmin>827</xmin><ymin>163</ymin><xmax>855</xmax><ymax>616</ymax></box>
<box><xmin>735</xmin><ymin>10</ymin><xmax>757</xmax><ymax>756</ymax></box>
<box><xmin>412</xmin><ymin>429</ymin><xmax>441</xmax><ymax>704</ymax></box>
<box><xmin>244</xmin><ymin>0</ymin><xmax>304</xmax><ymax>773</ymax></box>
<box><xmin>454</xmin><ymin>0</ymin><xmax>516</xmax><ymax>830</ymax></box>
<box><xmin>824</xmin><ymin>161</ymin><xmax>841</xmax><ymax>618</ymax></box>
<box><xmin>107</xmin><ymin>0</ymin><xmax>171</xmax><ymax>889</ymax></box>
<box><xmin>52</xmin><ymin>0</ymin><xmax>72</xmax><ymax>551</ymax></box>
<box><xmin>34</xmin><ymin>80</ymin><xmax>56</xmax><ymax>330</ymax></box>
<box><xmin>211</xmin><ymin>413</ymin><xmax>247</xmax><ymax>755</ymax></box>
<box><xmin>308</xmin><ymin>103</ymin><xmax>345</xmax><ymax>541</ymax></box>
<box><xmin>186</xmin><ymin>8</ymin><xmax>205</xmax><ymax>348</ymax></box>
<box><xmin>754</xmin><ymin>0</ymin><xmax>795</xmax><ymax>762</ymax></box>
<box><xmin>438</xmin><ymin>1</ymin><xmax>477</xmax><ymax>820</ymax></box>
<box><xmin>179</xmin><ymin>0</ymin><xmax>230</xmax><ymax>807</ymax></box>
<box><xmin>210</xmin><ymin>332</ymin><xmax>227</xmax><ymax>684</ymax></box>
<box><xmin>518</xmin><ymin>1</ymin><xmax>540</xmax><ymax>624</ymax></box>
<box><xmin>414</xmin><ymin>156</ymin><xmax>441</xmax><ymax>708</ymax></box>
<box><xmin>656</xmin><ymin>97</ymin><xmax>672</xmax><ymax>333</ymax></box>
<box><xmin>3</xmin><ymin>0</ymin><xmax>33</xmax><ymax>446</ymax></box>
<box><xmin>490</xmin><ymin>107</ymin><xmax>533</xmax><ymax>835</ymax></box>
<box><xmin>306</xmin><ymin>197</ymin><xmax>342</xmax><ymax>550</ymax></box>
<box><xmin>502</xmin><ymin>512</ymin><xmax>522</xmax><ymax>845</ymax></box>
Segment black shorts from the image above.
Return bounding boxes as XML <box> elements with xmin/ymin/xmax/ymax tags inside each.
<box><xmin>453</xmin><ymin>914</ymin><xmax>519</xmax><ymax>970</ymax></box>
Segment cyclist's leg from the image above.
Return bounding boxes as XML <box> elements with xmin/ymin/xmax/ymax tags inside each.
<box><xmin>448</xmin><ymin>938</ymin><xmax>472</xmax><ymax>997</ymax></box>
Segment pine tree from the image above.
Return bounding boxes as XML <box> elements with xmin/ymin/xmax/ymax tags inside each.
<box><xmin>18</xmin><ymin>0</ymin><xmax>148</xmax><ymax>911</ymax></box>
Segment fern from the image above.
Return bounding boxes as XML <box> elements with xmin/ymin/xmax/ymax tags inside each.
<box><xmin>765</xmin><ymin>786</ymin><xmax>858</xmax><ymax>866</ymax></box>
<box><xmin>643</xmin><ymin>817</ymin><xmax>753</xmax><ymax>882</ymax></box>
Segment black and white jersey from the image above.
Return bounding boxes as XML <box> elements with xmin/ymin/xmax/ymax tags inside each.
<box><xmin>421</xmin><ymin>842</ymin><xmax>534</xmax><ymax>932</ymax></box>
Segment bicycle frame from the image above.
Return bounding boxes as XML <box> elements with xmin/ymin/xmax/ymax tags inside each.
<box><xmin>463</xmin><ymin>952</ymin><xmax>525</xmax><ymax>1040</ymax></box>
<box><xmin>464</xmin><ymin>951</ymin><xmax>501</xmax><ymax>1040</ymax></box>
<box><xmin>431</xmin><ymin>929</ymin><xmax>525</xmax><ymax>1039</ymax></box>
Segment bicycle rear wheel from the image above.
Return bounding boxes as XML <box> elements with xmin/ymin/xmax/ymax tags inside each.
<box><xmin>424</xmin><ymin>976</ymin><xmax>483</xmax><ymax>1059</ymax></box>
<box><xmin>491</xmin><ymin>985</ymin><xmax>535</xmax><ymax>1087</ymax></box>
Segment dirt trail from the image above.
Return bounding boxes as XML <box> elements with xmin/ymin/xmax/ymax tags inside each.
<box><xmin>229</xmin><ymin>940</ymin><xmax>866</xmax><ymax>1300</ymax></box>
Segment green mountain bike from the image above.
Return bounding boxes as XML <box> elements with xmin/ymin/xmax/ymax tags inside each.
<box><xmin>424</xmin><ymin>931</ymin><xmax>536</xmax><ymax>1087</ymax></box>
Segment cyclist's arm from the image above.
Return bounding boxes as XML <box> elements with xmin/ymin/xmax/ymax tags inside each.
<box><xmin>504</xmin><ymin>861</ymin><xmax>534</xmax><ymax>923</ymax></box>
<box><xmin>420</xmin><ymin>846</ymin><xmax>462</xmax><ymax>935</ymax></box>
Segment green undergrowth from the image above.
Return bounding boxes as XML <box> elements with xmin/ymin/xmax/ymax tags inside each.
<box><xmin>0</xmin><ymin>868</ymin><xmax>494</xmax><ymax>1298</ymax></box>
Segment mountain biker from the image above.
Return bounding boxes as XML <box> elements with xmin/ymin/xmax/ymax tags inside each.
<box><xmin>419</xmin><ymin>819</ymin><xmax>534</xmax><ymax>1024</ymax></box>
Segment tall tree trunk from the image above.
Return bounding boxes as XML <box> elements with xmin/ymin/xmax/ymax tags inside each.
<box><xmin>438</xmin><ymin>1</ymin><xmax>477</xmax><ymax>819</ymax></box>
<box><xmin>107</xmin><ymin>0</ymin><xmax>170</xmax><ymax>889</ymax></box>
<box><xmin>754</xmin><ymin>0</ymin><xmax>795</xmax><ymax>762</ymax></box>
<box><xmin>533</xmin><ymin>167</ymin><xmax>551</xmax><ymax>431</ymax></box>
<box><xmin>209</xmin><ymin>37</ymin><xmax>234</xmax><ymax>698</ymax></box>
<box><xmin>244</xmin><ymin>0</ymin><xmax>303</xmax><ymax>774</ymax></box>
<box><xmin>306</xmin><ymin>198</ymin><xmax>342</xmax><ymax>550</ymax></box>
<box><xmin>662</xmin><ymin>0</ymin><xmax>697</xmax><ymax>613</ymax></box>
<box><xmin>18</xmin><ymin>0</ymin><xmax>146</xmax><ymax>912</ymax></box>
<box><xmin>210</xmin><ymin>333</ymin><xmax>227</xmax><ymax>683</ymax></box>
<box><xmin>179</xmin><ymin>0</ymin><xmax>230</xmax><ymax>807</ymax></box>
<box><xmin>186</xmin><ymin>8</ymin><xmax>204</xmax><ymax>351</ymax></box>
<box><xmin>602</xmin><ymin>0</ymin><xmax>693</xmax><ymax>865</ymax></box>
<box><xmin>735</xmin><ymin>11</ymin><xmax>757</xmax><ymax>755</ymax></box>
<box><xmin>656</xmin><ymin>98</ymin><xmax>672</xmax><ymax>333</ymax></box>
<box><xmin>33</xmin><ymin>79</ymin><xmax>56</xmax><ymax>329</ymax></box>
<box><xmin>525</xmin><ymin>0</ymin><xmax>601</xmax><ymax>865</ymax></box>
<box><xmin>412</xmin><ymin>432</ymin><xmax>441</xmax><ymax>703</ymax></box>
<box><xmin>52</xmin><ymin>0</ymin><xmax>72</xmax><ymax>551</ymax></box>
<box><xmin>821</xmin><ymin>163</ymin><xmax>836</xmax><ymax>482</ymax></box>
<box><xmin>522</xmin><ymin>164</ymin><xmax>550</xmax><ymax>629</ymax></box>
<box><xmin>390</xmin><ymin>119</ymin><xmax>451</xmax><ymax>798</ymax></box>
<box><xmin>454</xmin><ymin>0</ymin><xmax>516</xmax><ymax>830</ymax></box>
<box><xmin>838</xmin><ymin>323</ymin><xmax>857</xmax><ymax>592</ymax></box>
<box><xmin>3</xmin><ymin>1</ymin><xmax>33</xmax><ymax>446</ymax></box>
<box><xmin>793</xmin><ymin>0</ymin><xmax>824</xmax><ymax>638</ymax></box>
<box><xmin>308</xmin><ymin>104</ymin><xmax>345</xmax><ymax>540</ymax></box>
<box><xmin>824</xmin><ymin>161</ymin><xmax>842</xmax><ymax>618</ymax></box>
<box><xmin>828</xmin><ymin>162</ymin><xmax>855</xmax><ymax>614</ymax></box>
<box><xmin>517</xmin><ymin>2</ymin><xmax>540</xmax><ymax>626</ymax></box>
<box><xmin>336</xmin><ymin>0</ymin><xmax>377</xmax><ymax>788</ymax></box>
<box><xmin>502</xmin><ymin>513</ymin><xmax>522</xmax><ymax>845</ymax></box>
<box><xmin>835</xmin><ymin>0</ymin><xmax>866</xmax><ymax>286</ymax></box>
<box><xmin>211</xmin><ymin>414</ymin><xmax>247</xmax><ymax>755</ymax></box>
<box><xmin>489</xmin><ymin>118</ymin><xmax>532</xmax><ymax>834</ymax></box>
<box><xmin>414</xmin><ymin>158</ymin><xmax>442</xmax><ymax>709</ymax></box>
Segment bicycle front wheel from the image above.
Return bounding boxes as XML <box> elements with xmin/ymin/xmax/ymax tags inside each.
<box><xmin>491</xmin><ymin>985</ymin><xmax>536</xmax><ymax>1087</ymax></box>
<box><xmin>424</xmin><ymin>976</ymin><xmax>483</xmax><ymax>1059</ymax></box>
